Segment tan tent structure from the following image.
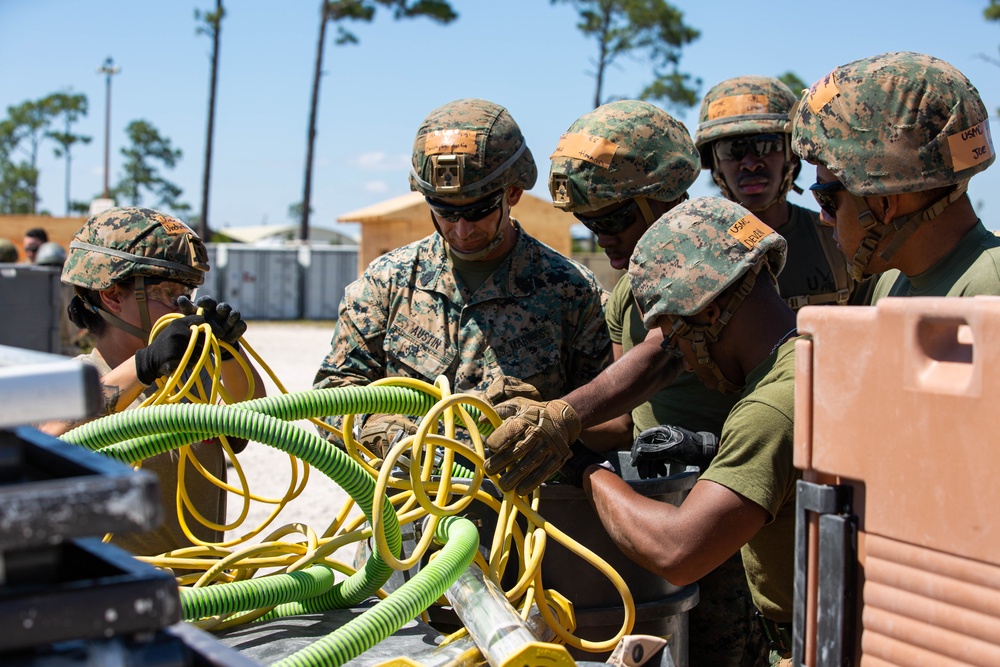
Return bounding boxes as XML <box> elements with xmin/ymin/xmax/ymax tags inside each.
<box><xmin>338</xmin><ymin>191</ymin><xmax>577</xmax><ymax>276</ymax></box>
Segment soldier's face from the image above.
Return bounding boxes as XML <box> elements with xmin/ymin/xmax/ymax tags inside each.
<box><xmin>575</xmin><ymin>200</ymin><xmax>648</xmax><ymax>271</ymax></box>
<box><xmin>815</xmin><ymin>165</ymin><xmax>866</xmax><ymax>260</ymax></box>
<box><xmin>431</xmin><ymin>191</ymin><xmax>507</xmax><ymax>255</ymax></box>
<box><xmin>714</xmin><ymin>135</ymin><xmax>787</xmax><ymax>211</ymax></box>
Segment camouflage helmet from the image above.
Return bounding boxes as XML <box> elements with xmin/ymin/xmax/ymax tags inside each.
<box><xmin>630</xmin><ymin>196</ymin><xmax>786</xmax><ymax>326</ymax></box>
<box><xmin>792</xmin><ymin>51</ymin><xmax>994</xmax><ymax>195</ymax></box>
<box><xmin>0</xmin><ymin>239</ymin><xmax>16</xmax><ymax>263</ymax></box>
<box><xmin>35</xmin><ymin>241</ymin><xmax>67</xmax><ymax>267</ymax></box>
<box><xmin>63</xmin><ymin>206</ymin><xmax>208</xmax><ymax>290</ymax></box>
<box><xmin>694</xmin><ymin>76</ymin><xmax>798</xmax><ymax>165</ymax></box>
<box><xmin>409</xmin><ymin>98</ymin><xmax>537</xmax><ymax>200</ymax></box>
<box><xmin>548</xmin><ymin>100</ymin><xmax>700</xmax><ymax>213</ymax></box>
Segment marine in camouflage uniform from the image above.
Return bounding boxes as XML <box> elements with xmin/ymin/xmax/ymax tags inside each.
<box><xmin>313</xmin><ymin>99</ymin><xmax>610</xmax><ymax>449</ymax></box>
<box><xmin>792</xmin><ymin>51</ymin><xmax>1000</xmax><ymax>303</ymax></box>
<box><xmin>50</xmin><ymin>206</ymin><xmax>264</xmax><ymax>557</ymax></box>
<box><xmin>549</xmin><ymin>100</ymin><xmax>763</xmax><ymax>667</ymax></box>
<box><xmin>695</xmin><ymin>76</ymin><xmax>863</xmax><ymax>310</ymax></box>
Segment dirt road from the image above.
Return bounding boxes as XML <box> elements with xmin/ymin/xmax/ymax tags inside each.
<box><xmin>223</xmin><ymin>320</ymin><xmax>362</xmax><ymax>561</ymax></box>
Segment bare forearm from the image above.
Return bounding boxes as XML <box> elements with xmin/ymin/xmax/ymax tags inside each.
<box><xmin>564</xmin><ymin>339</ymin><xmax>682</xmax><ymax>428</ymax></box>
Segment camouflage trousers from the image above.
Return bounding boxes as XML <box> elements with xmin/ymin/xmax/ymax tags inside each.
<box><xmin>768</xmin><ymin>650</ymin><xmax>793</xmax><ymax>666</ymax></box>
<box><xmin>688</xmin><ymin>551</ymin><xmax>769</xmax><ymax>667</ymax></box>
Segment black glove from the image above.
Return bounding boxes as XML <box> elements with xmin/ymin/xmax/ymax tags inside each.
<box><xmin>630</xmin><ymin>425</ymin><xmax>719</xmax><ymax>478</ymax></box>
<box><xmin>558</xmin><ymin>440</ymin><xmax>613</xmax><ymax>487</ymax></box>
<box><xmin>179</xmin><ymin>295</ymin><xmax>246</xmax><ymax>359</ymax></box>
<box><xmin>134</xmin><ymin>314</ymin><xmax>206</xmax><ymax>385</ymax></box>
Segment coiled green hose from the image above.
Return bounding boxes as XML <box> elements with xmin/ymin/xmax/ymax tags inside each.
<box><xmin>272</xmin><ymin>515</ymin><xmax>480</xmax><ymax>667</ymax></box>
<box><xmin>62</xmin><ymin>401</ymin><xmax>401</xmax><ymax>608</ymax></box>
<box><xmin>180</xmin><ymin>565</ymin><xmax>336</xmax><ymax>620</ymax></box>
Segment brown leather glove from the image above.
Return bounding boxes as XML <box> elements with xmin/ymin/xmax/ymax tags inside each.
<box><xmin>358</xmin><ymin>414</ymin><xmax>418</xmax><ymax>460</ymax></box>
<box><xmin>484</xmin><ymin>398</ymin><xmax>582</xmax><ymax>495</ymax></box>
<box><xmin>477</xmin><ymin>375</ymin><xmax>542</xmax><ymax>406</ymax></box>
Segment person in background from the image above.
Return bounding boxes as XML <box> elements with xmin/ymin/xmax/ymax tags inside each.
<box><xmin>694</xmin><ymin>76</ymin><xmax>866</xmax><ymax>309</ymax></box>
<box><xmin>22</xmin><ymin>227</ymin><xmax>48</xmax><ymax>264</ymax></box>
<box><xmin>0</xmin><ymin>238</ymin><xmax>17</xmax><ymax>263</ymax></box>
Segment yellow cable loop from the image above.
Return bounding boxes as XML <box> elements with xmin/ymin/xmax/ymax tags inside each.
<box><xmin>123</xmin><ymin>310</ymin><xmax>637</xmax><ymax>653</ymax></box>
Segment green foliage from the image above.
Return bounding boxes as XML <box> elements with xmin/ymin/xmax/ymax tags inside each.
<box><xmin>0</xmin><ymin>92</ymin><xmax>89</xmax><ymax>214</ymax></box>
<box><xmin>986</xmin><ymin>0</ymin><xmax>1000</xmax><ymax>20</ymax></box>
<box><xmin>113</xmin><ymin>119</ymin><xmax>190</xmax><ymax>215</ymax></box>
<box><xmin>326</xmin><ymin>0</ymin><xmax>457</xmax><ymax>45</ymax></box>
<box><xmin>552</xmin><ymin>0</ymin><xmax>700</xmax><ymax>109</ymax></box>
<box><xmin>777</xmin><ymin>71</ymin><xmax>809</xmax><ymax>97</ymax></box>
<box><xmin>195</xmin><ymin>2</ymin><xmax>225</xmax><ymax>36</ymax></box>
<box><xmin>288</xmin><ymin>201</ymin><xmax>313</xmax><ymax>222</ymax></box>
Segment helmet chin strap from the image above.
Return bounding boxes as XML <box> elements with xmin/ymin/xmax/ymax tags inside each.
<box><xmin>93</xmin><ymin>276</ymin><xmax>154</xmax><ymax>341</ymax></box>
<box><xmin>667</xmin><ymin>260</ymin><xmax>766</xmax><ymax>395</ymax></box>
<box><xmin>846</xmin><ymin>180</ymin><xmax>968</xmax><ymax>281</ymax></box>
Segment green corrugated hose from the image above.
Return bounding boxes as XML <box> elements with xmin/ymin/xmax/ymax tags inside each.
<box><xmin>180</xmin><ymin>565</ymin><xmax>337</xmax><ymax>620</ymax></box>
<box><xmin>272</xmin><ymin>515</ymin><xmax>480</xmax><ymax>667</ymax></box>
<box><xmin>62</xmin><ymin>400</ymin><xmax>401</xmax><ymax>608</ymax></box>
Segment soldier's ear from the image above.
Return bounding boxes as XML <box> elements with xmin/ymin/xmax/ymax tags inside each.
<box><xmin>869</xmin><ymin>194</ymin><xmax>901</xmax><ymax>227</ymax></box>
<box><xmin>505</xmin><ymin>186</ymin><xmax>524</xmax><ymax>207</ymax></box>
<box><xmin>99</xmin><ymin>284</ymin><xmax>128</xmax><ymax>314</ymax></box>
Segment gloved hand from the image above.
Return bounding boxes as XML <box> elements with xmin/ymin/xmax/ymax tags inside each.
<box><xmin>179</xmin><ymin>295</ymin><xmax>246</xmax><ymax>359</ymax></box>
<box><xmin>484</xmin><ymin>397</ymin><xmax>581</xmax><ymax>496</ymax></box>
<box><xmin>359</xmin><ymin>413</ymin><xmax>419</xmax><ymax>460</ymax></box>
<box><xmin>476</xmin><ymin>375</ymin><xmax>542</xmax><ymax>406</ymax></box>
<box><xmin>557</xmin><ymin>440</ymin><xmax>613</xmax><ymax>487</ymax></box>
<box><xmin>630</xmin><ymin>425</ymin><xmax>719</xmax><ymax>478</ymax></box>
<box><xmin>134</xmin><ymin>315</ymin><xmax>205</xmax><ymax>385</ymax></box>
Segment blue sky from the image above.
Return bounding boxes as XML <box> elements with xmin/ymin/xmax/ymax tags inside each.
<box><xmin>3</xmin><ymin>0</ymin><xmax>1000</xmax><ymax>235</ymax></box>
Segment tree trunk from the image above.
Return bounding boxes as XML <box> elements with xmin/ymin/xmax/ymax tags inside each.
<box><xmin>301</xmin><ymin>0</ymin><xmax>329</xmax><ymax>242</ymax></box>
<box><xmin>593</xmin><ymin>5</ymin><xmax>613</xmax><ymax>109</ymax></box>
<box><xmin>200</xmin><ymin>0</ymin><xmax>223</xmax><ymax>241</ymax></box>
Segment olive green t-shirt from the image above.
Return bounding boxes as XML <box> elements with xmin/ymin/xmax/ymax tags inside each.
<box><xmin>775</xmin><ymin>204</ymin><xmax>850</xmax><ymax>306</ymax></box>
<box><xmin>871</xmin><ymin>220</ymin><xmax>1000</xmax><ymax>302</ymax></box>
<box><xmin>605</xmin><ymin>274</ymin><xmax>738</xmax><ymax>436</ymax></box>
<box><xmin>700</xmin><ymin>337</ymin><xmax>800</xmax><ymax>623</ymax></box>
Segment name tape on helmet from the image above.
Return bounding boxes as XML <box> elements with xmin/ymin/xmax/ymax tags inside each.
<box><xmin>550</xmin><ymin>132</ymin><xmax>618</xmax><ymax>169</ymax></box>
<box><xmin>425</xmin><ymin>129</ymin><xmax>478</xmax><ymax>156</ymax></box>
<box><xmin>947</xmin><ymin>120</ymin><xmax>995</xmax><ymax>172</ymax></box>
<box><xmin>807</xmin><ymin>73</ymin><xmax>840</xmax><ymax>114</ymax></box>
<box><xmin>728</xmin><ymin>214</ymin><xmax>774</xmax><ymax>250</ymax></box>
<box><xmin>708</xmin><ymin>94</ymin><xmax>769</xmax><ymax>120</ymax></box>
<box><xmin>154</xmin><ymin>212</ymin><xmax>194</xmax><ymax>236</ymax></box>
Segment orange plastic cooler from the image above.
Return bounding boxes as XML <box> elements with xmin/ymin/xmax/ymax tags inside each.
<box><xmin>793</xmin><ymin>297</ymin><xmax>1000</xmax><ymax>667</ymax></box>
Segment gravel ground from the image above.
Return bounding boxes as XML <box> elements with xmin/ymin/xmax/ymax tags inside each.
<box><xmin>223</xmin><ymin>320</ymin><xmax>362</xmax><ymax>562</ymax></box>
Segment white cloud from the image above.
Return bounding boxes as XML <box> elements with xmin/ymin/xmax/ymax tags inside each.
<box><xmin>363</xmin><ymin>181</ymin><xmax>389</xmax><ymax>193</ymax></box>
<box><xmin>352</xmin><ymin>152</ymin><xmax>410</xmax><ymax>171</ymax></box>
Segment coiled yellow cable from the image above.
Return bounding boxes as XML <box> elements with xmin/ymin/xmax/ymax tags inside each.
<box><xmin>124</xmin><ymin>313</ymin><xmax>637</xmax><ymax>654</ymax></box>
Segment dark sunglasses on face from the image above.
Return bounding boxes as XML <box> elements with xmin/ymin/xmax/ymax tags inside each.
<box><xmin>24</xmin><ymin>244</ymin><xmax>40</xmax><ymax>253</ymax></box>
<box><xmin>426</xmin><ymin>190</ymin><xmax>505</xmax><ymax>223</ymax></box>
<box><xmin>713</xmin><ymin>133</ymin><xmax>785</xmax><ymax>162</ymax></box>
<box><xmin>573</xmin><ymin>199</ymin><xmax>641</xmax><ymax>236</ymax></box>
<box><xmin>809</xmin><ymin>180</ymin><xmax>847</xmax><ymax>217</ymax></box>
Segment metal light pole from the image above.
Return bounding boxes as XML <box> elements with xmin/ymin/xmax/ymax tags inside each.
<box><xmin>97</xmin><ymin>57</ymin><xmax>120</xmax><ymax>199</ymax></box>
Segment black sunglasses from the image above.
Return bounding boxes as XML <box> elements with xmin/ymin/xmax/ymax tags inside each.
<box><xmin>809</xmin><ymin>180</ymin><xmax>846</xmax><ymax>217</ymax></box>
<box><xmin>713</xmin><ymin>133</ymin><xmax>785</xmax><ymax>162</ymax></box>
<box><xmin>573</xmin><ymin>199</ymin><xmax>641</xmax><ymax>236</ymax></box>
<box><xmin>426</xmin><ymin>190</ymin><xmax>505</xmax><ymax>223</ymax></box>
